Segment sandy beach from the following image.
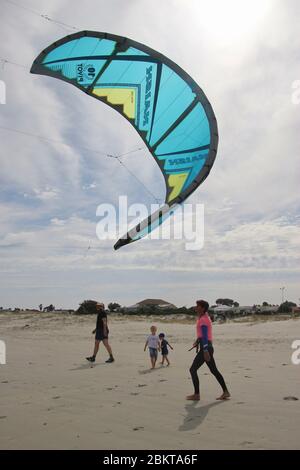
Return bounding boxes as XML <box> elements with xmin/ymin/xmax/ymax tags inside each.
<box><xmin>0</xmin><ymin>312</ymin><xmax>300</xmax><ymax>450</ymax></box>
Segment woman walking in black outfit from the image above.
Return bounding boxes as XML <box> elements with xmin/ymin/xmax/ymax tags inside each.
<box><xmin>187</xmin><ymin>300</ymin><xmax>230</xmax><ymax>401</ymax></box>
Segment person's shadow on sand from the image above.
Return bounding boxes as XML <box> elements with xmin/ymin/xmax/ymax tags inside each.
<box><xmin>179</xmin><ymin>401</ymin><xmax>224</xmax><ymax>432</ymax></box>
<box><xmin>69</xmin><ymin>363</ymin><xmax>105</xmax><ymax>371</ymax></box>
<box><xmin>139</xmin><ymin>367</ymin><xmax>162</xmax><ymax>375</ymax></box>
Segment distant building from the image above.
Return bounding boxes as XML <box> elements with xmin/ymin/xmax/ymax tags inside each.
<box><xmin>211</xmin><ymin>305</ymin><xmax>233</xmax><ymax>313</ymax></box>
<box><xmin>211</xmin><ymin>305</ymin><xmax>279</xmax><ymax>316</ymax></box>
<box><xmin>127</xmin><ymin>299</ymin><xmax>177</xmax><ymax>310</ymax></box>
<box><xmin>291</xmin><ymin>306</ymin><xmax>300</xmax><ymax>314</ymax></box>
<box><xmin>258</xmin><ymin>305</ymin><xmax>279</xmax><ymax>314</ymax></box>
<box><xmin>237</xmin><ymin>306</ymin><xmax>254</xmax><ymax>314</ymax></box>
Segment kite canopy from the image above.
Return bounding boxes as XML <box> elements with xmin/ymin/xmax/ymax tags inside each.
<box><xmin>31</xmin><ymin>31</ymin><xmax>218</xmax><ymax>250</ymax></box>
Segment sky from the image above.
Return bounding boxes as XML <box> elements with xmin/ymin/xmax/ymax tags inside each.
<box><xmin>0</xmin><ymin>0</ymin><xmax>299</xmax><ymax>309</ymax></box>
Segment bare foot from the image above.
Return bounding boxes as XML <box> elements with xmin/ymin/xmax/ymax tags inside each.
<box><xmin>186</xmin><ymin>394</ymin><xmax>200</xmax><ymax>401</ymax></box>
<box><xmin>216</xmin><ymin>391</ymin><xmax>231</xmax><ymax>400</ymax></box>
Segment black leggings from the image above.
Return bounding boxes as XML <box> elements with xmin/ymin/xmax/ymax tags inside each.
<box><xmin>189</xmin><ymin>346</ymin><xmax>227</xmax><ymax>395</ymax></box>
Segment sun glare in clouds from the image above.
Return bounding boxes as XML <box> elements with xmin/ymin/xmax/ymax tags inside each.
<box><xmin>190</xmin><ymin>0</ymin><xmax>272</xmax><ymax>45</ymax></box>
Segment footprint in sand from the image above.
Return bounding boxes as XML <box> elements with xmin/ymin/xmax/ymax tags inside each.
<box><xmin>159</xmin><ymin>379</ymin><xmax>167</xmax><ymax>382</ymax></box>
<box><xmin>131</xmin><ymin>392</ymin><xmax>140</xmax><ymax>396</ymax></box>
<box><xmin>0</xmin><ymin>416</ymin><xmax>7</xmax><ymax>419</ymax></box>
<box><xmin>244</xmin><ymin>376</ymin><xmax>252</xmax><ymax>378</ymax></box>
<box><xmin>133</xmin><ymin>426</ymin><xmax>144</xmax><ymax>431</ymax></box>
<box><xmin>283</xmin><ymin>396</ymin><xmax>298</xmax><ymax>401</ymax></box>
<box><xmin>137</xmin><ymin>384</ymin><xmax>147</xmax><ymax>388</ymax></box>
<box><xmin>1</xmin><ymin>381</ymin><xmax>9</xmax><ymax>384</ymax></box>
<box><xmin>112</xmin><ymin>402</ymin><xmax>122</xmax><ymax>407</ymax></box>
<box><xmin>52</xmin><ymin>396</ymin><xmax>61</xmax><ymax>400</ymax></box>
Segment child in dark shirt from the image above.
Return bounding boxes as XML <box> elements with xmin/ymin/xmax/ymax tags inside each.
<box><xmin>159</xmin><ymin>333</ymin><xmax>173</xmax><ymax>366</ymax></box>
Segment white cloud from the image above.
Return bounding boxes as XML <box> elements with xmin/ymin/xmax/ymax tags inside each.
<box><xmin>33</xmin><ymin>186</ymin><xmax>60</xmax><ymax>200</ymax></box>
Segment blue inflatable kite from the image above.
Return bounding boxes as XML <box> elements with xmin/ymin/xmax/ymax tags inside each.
<box><xmin>31</xmin><ymin>31</ymin><xmax>218</xmax><ymax>250</ymax></box>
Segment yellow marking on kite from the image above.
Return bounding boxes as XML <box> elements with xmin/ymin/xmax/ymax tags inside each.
<box><xmin>92</xmin><ymin>87</ymin><xmax>136</xmax><ymax>119</ymax></box>
<box><xmin>167</xmin><ymin>173</ymin><xmax>188</xmax><ymax>202</ymax></box>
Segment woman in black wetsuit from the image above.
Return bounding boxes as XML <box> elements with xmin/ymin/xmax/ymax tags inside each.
<box><xmin>187</xmin><ymin>300</ymin><xmax>230</xmax><ymax>401</ymax></box>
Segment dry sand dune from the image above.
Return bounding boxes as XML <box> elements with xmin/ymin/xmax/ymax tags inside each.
<box><xmin>0</xmin><ymin>312</ymin><xmax>299</xmax><ymax>449</ymax></box>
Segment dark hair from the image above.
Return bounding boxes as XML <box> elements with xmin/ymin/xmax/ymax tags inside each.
<box><xmin>196</xmin><ymin>300</ymin><xmax>209</xmax><ymax>312</ymax></box>
<box><xmin>159</xmin><ymin>333</ymin><xmax>165</xmax><ymax>338</ymax></box>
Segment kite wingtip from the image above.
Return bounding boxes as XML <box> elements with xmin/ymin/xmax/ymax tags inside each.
<box><xmin>114</xmin><ymin>238</ymin><xmax>129</xmax><ymax>251</ymax></box>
